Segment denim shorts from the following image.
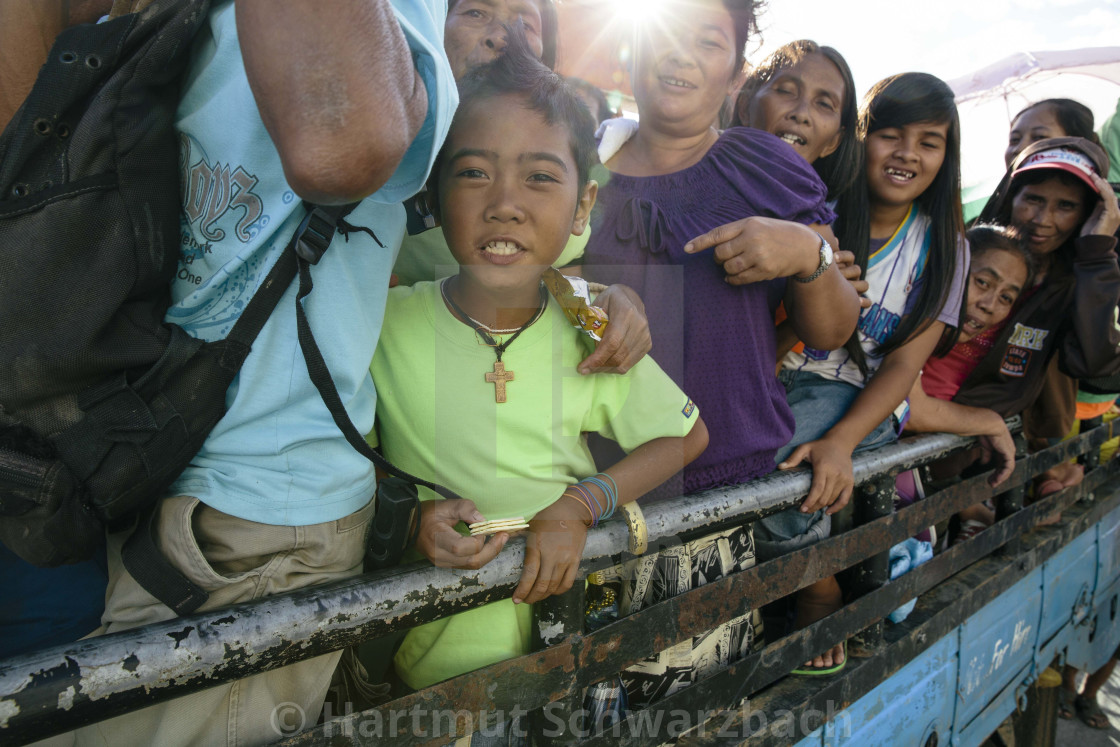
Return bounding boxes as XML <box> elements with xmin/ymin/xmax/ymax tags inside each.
<box><xmin>756</xmin><ymin>370</ymin><xmax>898</xmax><ymax>562</ymax></box>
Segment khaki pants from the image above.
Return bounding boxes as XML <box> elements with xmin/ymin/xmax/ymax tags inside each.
<box><xmin>71</xmin><ymin>495</ymin><xmax>374</xmax><ymax>747</ymax></box>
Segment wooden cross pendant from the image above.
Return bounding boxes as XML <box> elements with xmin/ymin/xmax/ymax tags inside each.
<box><xmin>485</xmin><ymin>360</ymin><xmax>515</xmax><ymax>403</ymax></box>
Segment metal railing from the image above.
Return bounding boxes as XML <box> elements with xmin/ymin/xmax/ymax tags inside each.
<box><xmin>2</xmin><ymin>420</ymin><xmax>1117</xmax><ymax>745</ymax></box>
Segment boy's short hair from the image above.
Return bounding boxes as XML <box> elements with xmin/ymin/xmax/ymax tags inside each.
<box><xmin>451</xmin><ymin>24</ymin><xmax>597</xmax><ymax>188</ymax></box>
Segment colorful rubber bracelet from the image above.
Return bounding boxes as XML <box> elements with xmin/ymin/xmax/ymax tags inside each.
<box><xmin>568</xmin><ymin>483</ymin><xmax>600</xmax><ymax>527</ymax></box>
<box><xmin>562</xmin><ymin>490</ymin><xmax>594</xmax><ymax>527</ymax></box>
<box><xmin>581</xmin><ymin>476</ymin><xmax>616</xmax><ymax>520</ymax></box>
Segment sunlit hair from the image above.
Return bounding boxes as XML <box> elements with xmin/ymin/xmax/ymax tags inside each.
<box><xmin>967</xmin><ymin>223</ymin><xmax>1036</xmax><ymax>293</ymax></box>
<box><xmin>720</xmin><ymin>0</ymin><xmax>760</xmax><ymax>72</ymax></box>
<box><xmin>434</xmin><ymin>25</ymin><xmax>597</xmax><ymax>194</ymax></box>
<box><xmin>1011</xmin><ymin>99</ymin><xmax>1101</xmax><ymax>147</ymax></box>
<box><xmin>731</xmin><ymin>39</ymin><xmax>858</xmax><ymax>200</ymax></box>
<box><xmin>834</xmin><ymin>72</ymin><xmax>965</xmax><ymax>375</ymax></box>
<box><xmin>447</xmin><ymin>0</ymin><xmax>559</xmax><ymax>70</ymax></box>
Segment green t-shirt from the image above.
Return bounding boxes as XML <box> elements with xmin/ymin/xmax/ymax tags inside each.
<box><xmin>370</xmin><ymin>281</ymin><xmax>698</xmax><ymax>689</ymax></box>
<box><xmin>393</xmin><ymin>227</ymin><xmax>589</xmax><ymax>286</ymax></box>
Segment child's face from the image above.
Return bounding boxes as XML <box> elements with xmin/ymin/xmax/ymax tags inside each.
<box><xmin>743</xmin><ymin>52</ymin><xmax>845</xmax><ymax>164</ymax></box>
<box><xmin>960</xmin><ymin>248</ymin><xmax>1029</xmax><ymax>342</ymax></box>
<box><xmin>1005</xmin><ymin>105</ymin><xmax>1064</xmax><ymax>167</ymax></box>
<box><xmin>1010</xmin><ymin>176</ymin><xmax>1090</xmax><ymax>256</ymax></box>
<box><xmin>436</xmin><ymin>93</ymin><xmax>595</xmax><ymax>294</ymax></box>
<box><xmin>864</xmin><ymin>120</ymin><xmax>949</xmax><ymax>211</ymax></box>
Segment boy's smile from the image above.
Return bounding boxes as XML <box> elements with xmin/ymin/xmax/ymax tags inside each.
<box><xmin>436</xmin><ymin>92</ymin><xmax>596</xmax><ymax>324</ymax></box>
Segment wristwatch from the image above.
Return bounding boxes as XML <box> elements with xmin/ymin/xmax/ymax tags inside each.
<box><xmin>796</xmin><ymin>232</ymin><xmax>834</xmax><ymax>284</ymax></box>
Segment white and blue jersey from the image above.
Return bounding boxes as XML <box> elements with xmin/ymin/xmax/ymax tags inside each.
<box><xmin>783</xmin><ymin>206</ymin><xmax>966</xmax><ymax>388</ymax></box>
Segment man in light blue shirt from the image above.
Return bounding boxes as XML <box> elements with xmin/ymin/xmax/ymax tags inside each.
<box><xmin>76</xmin><ymin>1</ymin><xmax>457</xmax><ymax>744</ymax></box>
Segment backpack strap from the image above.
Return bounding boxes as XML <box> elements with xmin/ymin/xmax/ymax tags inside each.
<box><xmin>124</xmin><ymin>203</ymin><xmax>464</xmax><ymax>614</ymax></box>
<box><xmin>293</xmin><ymin>230</ymin><xmax>467</xmax><ymax>502</ymax></box>
<box><xmin>122</xmin><ymin>203</ymin><xmax>354</xmax><ymax>615</ymax></box>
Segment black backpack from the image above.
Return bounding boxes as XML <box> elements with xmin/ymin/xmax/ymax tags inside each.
<box><xmin>0</xmin><ymin>0</ymin><xmax>459</xmax><ymax>591</ymax></box>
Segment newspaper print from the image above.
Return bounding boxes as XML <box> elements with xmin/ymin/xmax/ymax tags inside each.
<box><xmin>613</xmin><ymin>524</ymin><xmax>763</xmax><ymax>709</ymax></box>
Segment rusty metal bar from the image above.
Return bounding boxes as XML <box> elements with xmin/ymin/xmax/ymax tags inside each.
<box><xmin>0</xmin><ymin>431</ymin><xmax>988</xmax><ymax>742</ymax></box>
<box><xmin>282</xmin><ymin>445</ymin><xmax>1116</xmax><ymax>747</ymax></box>
<box><xmin>577</xmin><ymin>464</ymin><xmax>1119</xmax><ymax>747</ymax></box>
<box><xmin>851</xmin><ymin>473</ymin><xmax>897</xmax><ymax>649</ymax></box>
<box><xmin>1</xmin><ymin>424</ymin><xmax>1112</xmax><ymax>745</ymax></box>
<box><xmin>531</xmin><ymin>585</ymin><xmax>585</xmax><ymax>747</ymax></box>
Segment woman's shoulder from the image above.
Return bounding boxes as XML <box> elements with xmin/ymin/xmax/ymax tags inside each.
<box><xmin>707</xmin><ymin>127</ymin><xmax>831</xmax><ymax>216</ymax></box>
<box><xmin>715</xmin><ymin>127</ymin><xmax>824</xmax><ymax>181</ymax></box>
<box><xmin>710</xmin><ymin>127</ymin><xmax>827</xmax><ymax>192</ymax></box>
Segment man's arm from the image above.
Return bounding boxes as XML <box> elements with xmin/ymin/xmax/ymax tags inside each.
<box><xmin>236</xmin><ymin>0</ymin><xmax>428</xmax><ymax>204</ymax></box>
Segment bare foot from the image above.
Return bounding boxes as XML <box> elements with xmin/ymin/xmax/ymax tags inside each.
<box><xmin>794</xmin><ymin>576</ymin><xmax>845</xmax><ymax>669</ymax></box>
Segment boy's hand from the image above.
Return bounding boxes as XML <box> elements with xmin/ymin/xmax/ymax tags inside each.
<box><xmin>779</xmin><ymin>437</ymin><xmax>855</xmax><ymax>515</ymax></box>
<box><xmin>513</xmin><ymin>497</ymin><xmax>589</xmax><ymax>604</ymax></box>
<box><xmin>416</xmin><ymin>499</ymin><xmax>508</xmax><ymax>569</ymax></box>
<box><xmin>579</xmin><ymin>284</ymin><xmax>650</xmax><ymax>375</ymax></box>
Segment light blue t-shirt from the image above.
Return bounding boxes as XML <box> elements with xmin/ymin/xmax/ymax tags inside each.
<box><xmin>165</xmin><ymin>0</ymin><xmax>457</xmax><ymax>525</ymax></box>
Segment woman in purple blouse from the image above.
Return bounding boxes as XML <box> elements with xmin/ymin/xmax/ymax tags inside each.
<box><xmin>579</xmin><ymin>0</ymin><xmax>860</xmax><ymax>707</ymax></box>
<box><xmin>584</xmin><ymin>0</ymin><xmax>860</xmax><ymax>494</ymax></box>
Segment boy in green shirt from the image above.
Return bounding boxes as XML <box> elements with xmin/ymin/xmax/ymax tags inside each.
<box><xmin>371</xmin><ymin>34</ymin><xmax>708</xmax><ymax>691</ymax></box>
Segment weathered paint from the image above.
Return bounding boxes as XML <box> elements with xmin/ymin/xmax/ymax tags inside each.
<box><xmin>2</xmin><ymin>424</ymin><xmax>1118</xmax><ymax>746</ymax></box>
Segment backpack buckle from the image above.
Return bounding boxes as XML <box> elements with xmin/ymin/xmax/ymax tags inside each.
<box><xmin>294</xmin><ymin>205</ymin><xmax>338</xmax><ymax>265</ymax></box>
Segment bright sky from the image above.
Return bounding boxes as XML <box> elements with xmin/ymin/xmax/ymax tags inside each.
<box><xmin>751</xmin><ymin>0</ymin><xmax>1120</xmax><ymax>98</ymax></box>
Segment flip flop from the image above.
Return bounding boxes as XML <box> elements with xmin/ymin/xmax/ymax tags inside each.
<box><xmin>1075</xmin><ymin>693</ymin><xmax>1111</xmax><ymax>730</ymax></box>
<box><xmin>792</xmin><ymin>641</ymin><xmax>847</xmax><ymax>676</ymax></box>
<box><xmin>1058</xmin><ymin>688</ymin><xmax>1076</xmax><ymax>720</ymax></box>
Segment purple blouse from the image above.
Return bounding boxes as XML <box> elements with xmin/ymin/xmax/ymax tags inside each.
<box><xmin>584</xmin><ymin>127</ymin><xmax>835</xmax><ymax>493</ymax></box>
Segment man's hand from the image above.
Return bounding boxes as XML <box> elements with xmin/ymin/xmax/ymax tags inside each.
<box><xmin>578</xmin><ymin>284</ymin><xmax>651</xmax><ymax>375</ymax></box>
<box><xmin>512</xmin><ymin>497</ymin><xmax>588</xmax><ymax>604</ymax></box>
<box><xmin>415</xmin><ymin>499</ymin><xmax>508</xmax><ymax>569</ymax></box>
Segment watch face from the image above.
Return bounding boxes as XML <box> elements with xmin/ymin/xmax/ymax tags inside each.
<box><xmin>821</xmin><ymin>239</ymin><xmax>833</xmax><ymax>265</ymax></box>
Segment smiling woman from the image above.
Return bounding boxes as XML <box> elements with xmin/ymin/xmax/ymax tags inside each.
<box><xmin>958</xmin><ymin>137</ymin><xmax>1120</xmax><ymax>422</ymax></box>
<box><xmin>579</xmin><ymin>0</ymin><xmax>860</xmax><ymax>707</ymax></box>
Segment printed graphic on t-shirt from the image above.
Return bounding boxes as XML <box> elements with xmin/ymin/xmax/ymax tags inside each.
<box><xmin>178</xmin><ymin>134</ymin><xmax>267</xmax><ymax>265</ymax></box>
<box><xmin>168</xmin><ymin>134</ymin><xmax>274</xmax><ymax>336</ymax></box>
<box><xmin>858</xmin><ymin>300</ymin><xmax>902</xmax><ymax>345</ymax></box>
<box><xmin>1005</xmin><ymin>323</ymin><xmax>1049</xmax><ymax>352</ymax></box>
<box><xmin>1000</xmin><ymin>347</ymin><xmax>1031</xmax><ymax>377</ymax></box>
